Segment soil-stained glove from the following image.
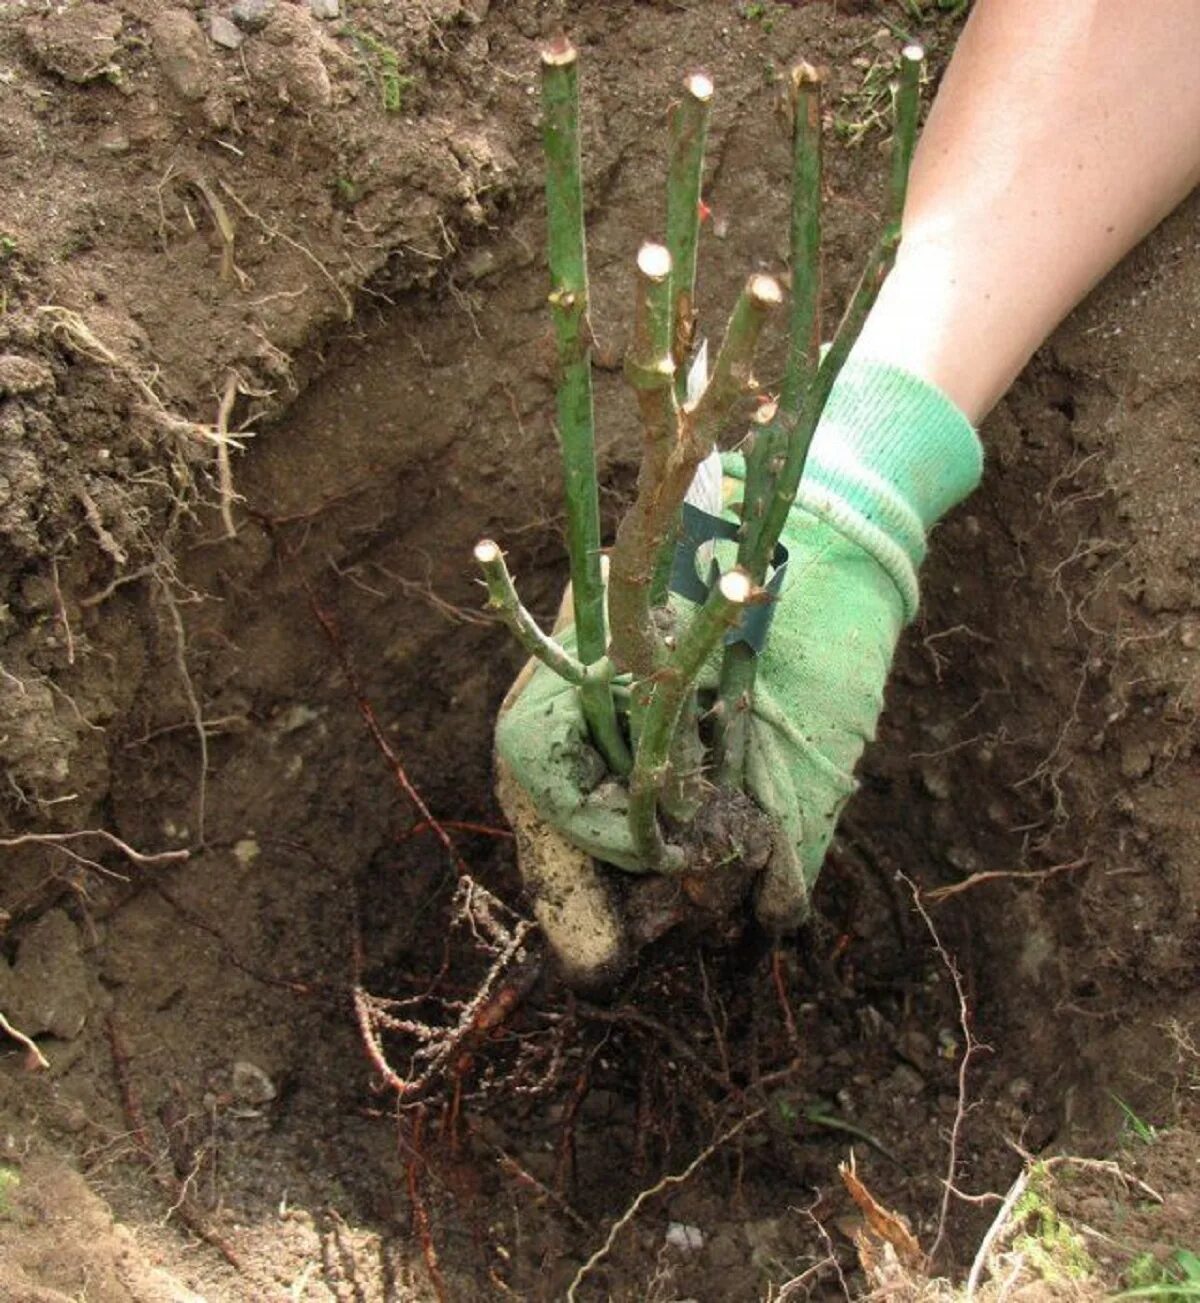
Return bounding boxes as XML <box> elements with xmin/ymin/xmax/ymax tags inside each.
<box><xmin>496</xmin><ymin>356</ymin><xmax>982</xmax><ymax>974</ymax></box>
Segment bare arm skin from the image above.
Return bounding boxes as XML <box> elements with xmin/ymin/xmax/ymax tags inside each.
<box><xmin>853</xmin><ymin>0</ymin><xmax>1200</xmax><ymax>423</ymax></box>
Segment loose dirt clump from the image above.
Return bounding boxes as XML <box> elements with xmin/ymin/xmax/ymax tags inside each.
<box><xmin>1</xmin><ymin>2</ymin><xmax>1199</xmax><ymax>1300</ymax></box>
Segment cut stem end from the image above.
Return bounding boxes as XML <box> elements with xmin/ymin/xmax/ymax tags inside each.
<box><xmin>749</xmin><ymin>274</ymin><xmax>784</xmax><ymax>309</ymax></box>
<box><xmin>540</xmin><ymin>36</ymin><xmax>578</xmax><ymax>68</ymax></box>
<box><xmin>637</xmin><ymin>242</ymin><xmax>673</xmax><ymax>282</ymax></box>
<box><xmin>719</xmin><ymin>568</ymin><xmax>753</xmax><ymax>605</ymax></box>
<box><xmin>684</xmin><ymin>71</ymin><xmax>714</xmax><ymax>102</ymax></box>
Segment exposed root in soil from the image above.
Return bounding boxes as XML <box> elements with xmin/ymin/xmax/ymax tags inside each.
<box><xmin>105</xmin><ymin>1014</ymin><xmax>245</xmax><ymax>1273</ymax></box>
<box><xmin>566</xmin><ymin>1107</ymin><xmax>766</xmax><ymax>1302</ymax></box>
<box><xmin>901</xmin><ymin>872</ymin><xmax>987</xmax><ymax>1266</ymax></box>
<box><xmin>273</xmin><ymin>515</ymin><xmax>547</xmax><ymax>1104</ymax></box>
<box><xmin>38</xmin><ymin>305</ymin><xmax>242</xmax><ymax>459</ymax></box>
<box><xmin>0</xmin><ymin>1011</ymin><xmax>49</xmax><ymax>1072</ymax></box>
<box><xmin>922</xmin><ymin>856</ymin><xmax>1090</xmax><ymax>904</ymax></box>
<box><xmin>216</xmin><ymin>180</ymin><xmax>354</xmax><ymax>321</ymax></box>
<box><xmin>0</xmin><ymin>829</ymin><xmax>188</xmax><ymax>877</ymax></box>
<box><xmin>406</xmin><ymin>1106</ymin><xmax>450</xmax><ymax>1302</ymax></box>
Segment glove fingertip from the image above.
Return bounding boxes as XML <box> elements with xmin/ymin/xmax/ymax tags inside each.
<box><xmin>753</xmin><ymin>843</ymin><xmax>810</xmax><ymax>933</ymax></box>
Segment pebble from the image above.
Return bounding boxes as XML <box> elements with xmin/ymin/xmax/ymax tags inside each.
<box><xmin>921</xmin><ymin>766</ymin><xmax>950</xmax><ymax>800</ymax></box>
<box><xmin>98</xmin><ymin>125</ymin><xmax>131</xmax><ymax>154</ymax></box>
<box><xmin>946</xmin><ymin>843</ymin><xmax>980</xmax><ymax>873</ymax></box>
<box><xmin>665</xmin><ymin>1222</ymin><xmax>704</xmax><ymax>1252</ymax></box>
<box><xmin>208</xmin><ymin>13</ymin><xmax>245</xmax><ymax>50</ymax></box>
<box><xmin>309</xmin><ymin>0</ymin><xmax>340</xmax><ymax>17</ymax></box>
<box><xmin>888</xmin><ymin>1063</ymin><xmax>927</xmax><ymax>1098</ymax></box>
<box><xmin>896</xmin><ymin>1028</ymin><xmax>935</xmax><ymax>1073</ymax></box>
<box><xmin>231</xmin><ymin>1059</ymin><xmax>278</xmax><ymax>1105</ymax></box>
<box><xmin>231</xmin><ymin>0</ymin><xmax>275</xmax><ymax>31</ymax></box>
<box><xmin>1120</xmin><ymin>740</ymin><xmax>1153</xmax><ymax>780</ymax></box>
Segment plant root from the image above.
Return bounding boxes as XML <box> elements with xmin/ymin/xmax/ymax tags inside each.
<box><xmin>105</xmin><ymin>1015</ymin><xmax>245</xmax><ymax>1271</ymax></box>
<box><xmin>565</xmin><ymin>1108</ymin><xmax>765</xmax><ymax>1303</ymax></box>
<box><xmin>0</xmin><ymin>1010</ymin><xmax>50</xmax><ymax>1071</ymax></box>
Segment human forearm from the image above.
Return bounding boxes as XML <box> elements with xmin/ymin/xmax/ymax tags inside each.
<box><xmin>854</xmin><ymin>0</ymin><xmax>1200</xmax><ymax>422</ymax></box>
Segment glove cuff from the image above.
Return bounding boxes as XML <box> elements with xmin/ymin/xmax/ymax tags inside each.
<box><xmin>812</xmin><ymin>354</ymin><xmax>982</xmax><ymax>528</ymax></box>
<box><xmin>801</xmin><ymin>355</ymin><xmax>982</xmax><ymax>618</ymax></box>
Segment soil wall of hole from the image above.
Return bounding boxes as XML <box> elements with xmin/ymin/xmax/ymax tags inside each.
<box><xmin>1</xmin><ymin>2</ymin><xmax>1198</xmax><ymax>1299</ymax></box>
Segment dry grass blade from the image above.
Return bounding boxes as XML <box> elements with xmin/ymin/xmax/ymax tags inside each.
<box><xmin>839</xmin><ymin>1153</ymin><xmax>923</xmax><ymax>1271</ymax></box>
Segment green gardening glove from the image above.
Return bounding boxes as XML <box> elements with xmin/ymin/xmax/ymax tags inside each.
<box><xmin>496</xmin><ymin>356</ymin><xmax>982</xmax><ymax>934</ymax></box>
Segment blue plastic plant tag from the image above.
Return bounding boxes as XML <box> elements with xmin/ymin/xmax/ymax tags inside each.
<box><xmin>668</xmin><ymin>503</ymin><xmax>787</xmax><ymax>653</ymax></box>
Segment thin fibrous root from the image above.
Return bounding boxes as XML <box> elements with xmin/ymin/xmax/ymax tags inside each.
<box><xmin>0</xmin><ymin>829</ymin><xmax>189</xmax><ymax>880</ymax></box>
<box><xmin>900</xmin><ymin>869</ymin><xmax>986</xmax><ymax>1266</ymax></box>
<box><xmin>214</xmin><ymin>371</ymin><xmax>241</xmax><ymax>538</ymax></box>
<box><xmin>566</xmin><ymin>1108</ymin><xmax>765</xmax><ymax>1303</ymax></box>
<box><xmin>37</xmin><ymin>306</ymin><xmax>248</xmax><ymax>453</ymax></box>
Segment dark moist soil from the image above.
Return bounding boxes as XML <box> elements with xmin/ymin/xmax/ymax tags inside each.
<box><xmin>1</xmin><ymin>2</ymin><xmax>1198</xmax><ymax>1300</ymax></box>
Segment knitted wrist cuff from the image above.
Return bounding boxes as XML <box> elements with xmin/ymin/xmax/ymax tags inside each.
<box><xmin>724</xmin><ymin>356</ymin><xmax>983</xmax><ymax>620</ymax></box>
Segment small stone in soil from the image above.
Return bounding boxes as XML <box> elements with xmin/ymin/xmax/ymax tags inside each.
<box><xmin>231</xmin><ymin>1059</ymin><xmax>277</xmax><ymax>1105</ymax></box>
<box><xmin>309</xmin><ymin>0</ymin><xmax>340</xmax><ymax>17</ymax></box>
<box><xmin>231</xmin><ymin>0</ymin><xmax>275</xmax><ymax>31</ymax></box>
<box><xmin>1120</xmin><ymin>739</ymin><xmax>1154</xmax><ymax>780</ymax></box>
<box><xmin>208</xmin><ymin>14</ymin><xmax>245</xmax><ymax>50</ymax></box>
<box><xmin>98</xmin><ymin>126</ymin><xmax>131</xmax><ymax>155</ymax></box>
<box><xmin>888</xmin><ymin>1063</ymin><xmax>927</xmax><ymax>1097</ymax></box>
<box><xmin>896</xmin><ymin>1027</ymin><xmax>935</xmax><ymax>1073</ymax></box>
<box><xmin>664</xmin><ymin>1222</ymin><xmax>704</xmax><ymax>1253</ymax></box>
<box><xmin>921</xmin><ymin>765</ymin><xmax>951</xmax><ymax>800</ymax></box>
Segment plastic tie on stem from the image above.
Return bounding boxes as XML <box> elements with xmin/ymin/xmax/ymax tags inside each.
<box><xmin>668</xmin><ymin>502</ymin><xmax>787</xmax><ymax>653</ymax></box>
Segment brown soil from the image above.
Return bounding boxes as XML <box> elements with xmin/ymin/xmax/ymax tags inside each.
<box><xmin>1</xmin><ymin>2</ymin><xmax>1197</xmax><ymax>1300</ymax></box>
